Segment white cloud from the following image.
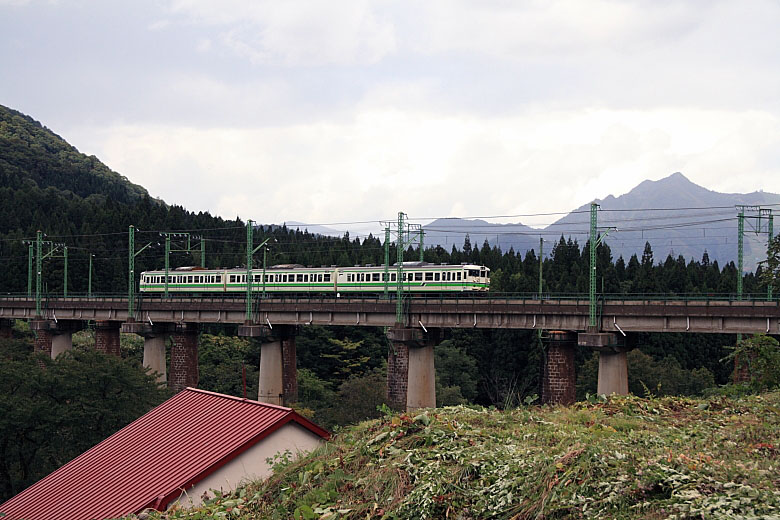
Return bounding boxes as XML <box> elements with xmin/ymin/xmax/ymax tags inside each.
<box><xmin>66</xmin><ymin>105</ymin><xmax>780</xmax><ymax>230</ymax></box>
<box><xmin>165</xmin><ymin>0</ymin><xmax>397</xmax><ymax>66</ymax></box>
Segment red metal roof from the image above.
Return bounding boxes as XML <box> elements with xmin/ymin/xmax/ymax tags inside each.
<box><xmin>0</xmin><ymin>388</ymin><xmax>329</xmax><ymax>520</ymax></box>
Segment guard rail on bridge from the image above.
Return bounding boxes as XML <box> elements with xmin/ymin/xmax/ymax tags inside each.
<box><xmin>1</xmin><ymin>293</ymin><xmax>778</xmax><ymax>334</ymax></box>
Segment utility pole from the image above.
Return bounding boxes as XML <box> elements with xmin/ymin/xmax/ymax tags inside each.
<box><xmin>63</xmin><ymin>246</ymin><xmax>68</xmax><ymax>298</ymax></box>
<box><xmin>128</xmin><ymin>225</ymin><xmax>152</xmax><ymax>320</ymax></box>
<box><xmin>384</xmin><ymin>226</ymin><xmax>390</xmax><ymax>298</ymax></box>
<box><xmin>88</xmin><ymin>254</ymin><xmax>94</xmax><ymax>298</ymax></box>
<box><xmin>244</xmin><ymin>220</ymin><xmax>270</xmax><ymax>322</ymax></box>
<box><xmin>735</xmin><ymin>206</ymin><xmax>775</xmax><ymax>303</ymax></box>
<box><xmin>30</xmin><ymin>231</ymin><xmax>66</xmax><ymax>317</ymax></box>
<box><xmin>538</xmin><ymin>236</ymin><xmax>544</xmax><ymax>299</ymax></box>
<box><xmin>588</xmin><ymin>203</ymin><xmax>615</xmax><ymax>330</ymax></box>
<box><xmin>160</xmin><ymin>232</ymin><xmax>196</xmax><ymax>298</ymax></box>
<box><xmin>589</xmin><ymin>204</ymin><xmax>598</xmax><ymax>329</ymax></box>
<box><xmin>380</xmin><ymin>212</ymin><xmax>424</xmax><ymax>323</ymax></box>
<box><xmin>27</xmin><ymin>243</ymin><xmax>33</xmax><ymax>298</ymax></box>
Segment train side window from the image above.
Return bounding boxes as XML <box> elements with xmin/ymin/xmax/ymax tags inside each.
<box><xmin>415</xmin><ymin>273</ymin><xmax>423</xmax><ymax>281</ymax></box>
<box><xmin>297</xmin><ymin>274</ymin><xmax>303</xmax><ymax>282</ymax></box>
<box><xmin>324</xmin><ymin>274</ymin><xmax>331</xmax><ymax>282</ymax></box>
<box><xmin>372</xmin><ymin>273</ymin><xmax>380</xmax><ymax>281</ymax></box>
<box><xmin>391</xmin><ymin>273</ymin><xmax>396</xmax><ymax>281</ymax></box>
<box><xmin>281</xmin><ymin>274</ymin><xmax>286</xmax><ymax>283</ymax></box>
<box><xmin>425</xmin><ymin>272</ymin><xmax>433</xmax><ymax>281</ymax></box>
<box><xmin>457</xmin><ymin>272</ymin><xmax>462</xmax><ymax>281</ymax></box>
<box><xmin>318</xmin><ymin>274</ymin><xmax>322</xmax><ymax>282</ymax></box>
<box><xmin>402</xmin><ymin>273</ymin><xmax>407</xmax><ymax>281</ymax></box>
<box><xmin>435</xmin><ymin>273</ymin><xmax>440</xmax><ymax>281</ymax></box>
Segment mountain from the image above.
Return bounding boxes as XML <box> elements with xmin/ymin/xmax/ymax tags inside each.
<box><xmin>422</xmin><ymin>173</ymin><xmax>780</xmax><ymax>268</ymax></box>
<box><xmin>283</xmin><ymin>221</ymin><xmax>343</xmax><ymax>237</ymax></box>
<box><xmin>423</xmin><ymin>218</ymin><xmax>540</xmax><ymax>254</ymax></box>
<box><xmin>550</xmin><ymin>173</ymin><xmax>780</xmax><ymax>268</ymax></box>
<box><xmin>0</xmin><ymin>104</ymin><xmax>149</xmax><ymax>204</ymax></box>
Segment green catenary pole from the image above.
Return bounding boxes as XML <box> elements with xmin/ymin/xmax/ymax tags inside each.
<box><xmin>538</xmin><ymin>236</ymin><xmax>543</xmax><ymax>299</ymax></box>
<box><xmin>246</xmin><ymin>220</ymin><xmax>253</xmax><ymax>321</ymax></box>
<box><xmin>737</xmin><ymin>208</ymin><xmax>744</xmax><ymax>302</ymax></box>
<box><xmin>768</xmin><ymin>211</ymin><xmax>774</xmax><ymax>301</ymax></box>
<box><xmin>36</xmin><ymin>230</ymin><xmax>42</xmax><ymax>317</ymax></box>
<box><xmin>164</xmin><ymin>234</ymin><xmax>170</xmax><ymax>299</ymax></box>
<box><xmin>27</xmin><ymin>244</ymin><xmax>33</xmax><ymax>298</ymax></box>
<box><xmin>128</xmin><ymin>225</ymin><xmax>135</xmax><ymax>318</ymax></box>
<box><xmin>63</xmin><ymin>246</ymin><xmax>68</xmax><ymax>298</ymax></box>
<box><xmin>419</xmin><ymin>229</ymin><xmax>424</xmax><ymax>262</ymax></box>
<box><xmin>589</xmin><ymin>203</ymin><xmax>599</xmax><ymax>329</ymax></box>
<box><xmin>384</xmin><ymin>227</ymin><xmax>390</xmax><ymax>299</ymax></box>
<box><xmin>88</xmin><ymin>254</ymin><xmax>93</xmax><ymax>298</ymax></box>
<box><xmin>262</xmin><ymin>245</ymin><xmax>267</xmax><ymax>299</ymax></box>
<box><xmin>396</xmin><ymin>212</ymin><xmax>405</xmax><ymax>324</ymax></box>
<box><xmin>201</xmin><ymin>238</ymin><xmax>206</xmax><ymax>268</ymax></box>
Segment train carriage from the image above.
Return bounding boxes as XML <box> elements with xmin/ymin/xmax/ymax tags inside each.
<box><xmin>139</xmin><ymin>262</ymin><xmax>489</xmax><ymax>295</ymax></box>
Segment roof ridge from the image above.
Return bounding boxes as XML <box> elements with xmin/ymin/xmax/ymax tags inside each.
<box><xmin>184</xmin><ymin>387</ymin><xmax>293</xmax><ymax>411</ymax></box>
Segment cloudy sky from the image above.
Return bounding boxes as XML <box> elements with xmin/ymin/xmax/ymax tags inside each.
<box><xmin>2</xmin><ymin>0</ymin><xmax>779</xmax><ymax>232</ymax></box>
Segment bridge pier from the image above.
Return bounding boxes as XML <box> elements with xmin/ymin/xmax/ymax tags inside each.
<box><xmin>578</xmin><ymin>330</ymin><xmax>632</xmax><ymax>395</ymax></box>
<box><xmin>0</xmin><ymin>319</ymin><xmax>13</xmax><ymax>339</ymax></box>
<box><xmin>95</xmin><ymin>321</ymin><xmax>122</xmax><ymax>356</ymax></box>
<box><xmin>170</xmin><ymin>323</ymin><xmax>199</xmax><ymax>393</ymax></box>
<box><xmin>122</xmin><ymin>320</ymin><xmax>175</xmax><ymax>384</ymax></box>
<box><xmin>143</xmin><ymin>335</ymin><xmax>168</xmax><ymax>384</ymax></box>
<box><xmin>386</xmin><ymin>325</ymin><xmax>439</xmax><ymax>411</ymax></box>
<box><xmin>255</xmin><ymin>325</ymin><xmax>297</xmax><ymax>406</ymax></box>
<box><xmin>541</xmin><ymin>331</ymin><xmax>577</xmax><ymax>406</ymax></box>
<box><xmin>29</xmin><ymin>320</ymin><xmax>83</xmax><ymax>359</ymax></box>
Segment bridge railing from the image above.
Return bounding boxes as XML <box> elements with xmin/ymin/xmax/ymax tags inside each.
<box><xmin>0</xmin><ymin>291</ymin><xmax>777</xmax><ymax>305</ymax></box>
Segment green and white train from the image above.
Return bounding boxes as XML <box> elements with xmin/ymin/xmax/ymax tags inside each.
<box><xmin>139</xmin><ymin>262</ymin><xmax>490</xmax><ymax>295</ymax></box>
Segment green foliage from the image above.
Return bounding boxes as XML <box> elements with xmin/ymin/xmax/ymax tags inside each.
<box><xmin>724</xmin><ymin>334</ymin><xmax>780</xmax><ymax>392</ymax></box>
<box><xmin>434</xmin><ymin>339</ymin><xmax>479</xmax><ymax>406</ymax></box>
<box><xmin>197</xmin><ymin>334</ymin><xmax>259</xmax><ymax>399</ymax></box>
<box><xmin>577</xmin><ymin>349</ymin><xmax>716</xmax><ymax>399</ymax></box>
<box><xmin>758</xmin><ymin>235</ymin><xmax>780</xmax><ymax>293</ymax></box>
<box><xmin>0</xmin><ymin>338</ymin><xmax>169</xmax><ymax>501</ymax></box>
<box><xmin>127</xmin><ymin>392</ymin><xmax>780</xmax><ymax>519</ymax></box>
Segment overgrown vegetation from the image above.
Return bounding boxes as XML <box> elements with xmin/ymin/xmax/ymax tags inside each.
<box><xmin>127</xmin><ymin>392</ymin><xmax>780</xmax><ymax>519</ymax></box>
<box><xmin>0</xmin><ymin>338</ymin><xmax>169</xmax><ymax>500</ymax></box>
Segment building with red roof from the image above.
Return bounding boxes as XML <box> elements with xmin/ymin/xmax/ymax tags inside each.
<box><xmin>0</xmin><ymin>388</ymin><xmax>329</xmax><ymax>520</ymax></box>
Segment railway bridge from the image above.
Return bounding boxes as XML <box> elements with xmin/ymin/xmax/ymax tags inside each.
<box><xmin>1</xmin><ymin>294</ymin><xmax>778</xmax><ymax>410</ymax></box>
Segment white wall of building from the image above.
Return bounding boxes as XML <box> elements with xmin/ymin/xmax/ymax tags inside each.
<box><xmin>173</xmin><ymin>422</ymin><xmax>323</xmax><ymax>508</ymax></box>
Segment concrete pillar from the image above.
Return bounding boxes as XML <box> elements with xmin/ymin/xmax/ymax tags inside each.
<box><xmin>386</xmin><ymin>325</ymin><xmax>438</xmax><ymax>411</ymax></box>
<box><xmin>51</xmin><ymin>332</ymin><xmax>73</xmax><ymax>358</ymax></box>
<box><xmin>541</xmin><ymin>331</ymin><xmax>576</xmax><ymax>406</ymax></box>
<box><xmin>258</xmin><ymin>340</ymin><xmax>283</xmax><ymax>405</ymax></box>
<box><xmin>170</xmin><ymin>324</ymin><xmax>199</xmax><ymax>393</ymax></box>
<box><xmin>143</xmin><ymin>335</ymin><xmax>168</xmax><ymax>384</ymax></box>
<box><xmin>257</xmin><ymin>325</ymin><xmax>297</xmax><ymax>406</ymax></box>
<box><xmin>0</xmin><ymin>319</ymin><xmax>13</xmax><ymax>339</ymax></box>
<box><xmin>597</xmin><ymin>351</ymin><xmax>629</xmax><ymax>395</ymax></box>
<box><xmin>95</xmin><ymin>321</ymin><xmax>121</xmax><ymax>356</ymax></box>
<box><xmin>407</xmin><ymin>344</ymin><xmax>436</xmax><ymax>410</ymax></box>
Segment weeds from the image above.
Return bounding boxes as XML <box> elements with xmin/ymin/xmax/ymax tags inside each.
<box><xmin>126</xmin><ymin>392</ymin><xmax>780</xmax><ymax>519</ymax></box>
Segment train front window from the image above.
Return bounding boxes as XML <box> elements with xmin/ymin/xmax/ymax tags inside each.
<box><xmin>468</xmin><ymin>269</ymin><xmax>480</xmax><ymax>277</ymax></box>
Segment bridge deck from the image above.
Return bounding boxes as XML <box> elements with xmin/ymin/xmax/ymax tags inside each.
<box><xmin>1</xmin><ymin>295</ymin><xmax>778</xmax><ymax>334</ymax></box>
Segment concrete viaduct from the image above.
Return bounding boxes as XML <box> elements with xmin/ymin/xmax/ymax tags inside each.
<box><xmin>1</xmin><ymin>295</ymin><xmax>778</xmax><ymax>410</ymax></box>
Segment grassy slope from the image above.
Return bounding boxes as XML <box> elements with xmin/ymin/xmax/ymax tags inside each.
<box><xmin>131</xmin><ymin>393</ymin><xmax>779</xmax><ymax>519</ymax></box>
